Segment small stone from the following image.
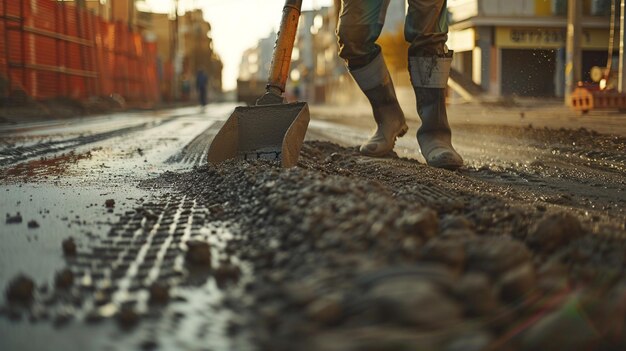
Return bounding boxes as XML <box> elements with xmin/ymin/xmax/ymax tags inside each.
<box><xmin>62</xmin><ymin>238</ymin><xmax>77</xmax><ymax>256</ymax></box>
<box><xmin>398</xmin><ymin>209</ymin><xmax>439</xmax><ymax>239</ymax></box>
<box><xmin>208</xmin><ymin>204</ymin><xmax>224</xmax><ymax>216</ymax></box>
<box><xmin>105</xmin><ymin>199</ymin><xmax>115</xmax><ymax>208</ymax></box>
<box><xmin>527</xmin><ymin>213</ymin><xmax>585</xmax><ymax>252</ymax></box>
<box><xmin>366</xmin><ymin>278</ymin><xmax>462</xmax><ymax>329</ymax></box>
<box><xmin>148</xmin><ymin>283</ymin><xmax>169</xmax><ymax>305</ymax></box>
<box><xmin>284</xmin><ymin>282</ymin><xmax>317</xmax><ymax>306</ymax></box>
<box><xmin>454</xmin><ymin>273</ymin><xmax>499</xmax><ymax>317</ymax></box>
<box><xmin>440</xmin><ymin>215</ymin><xmax>473</xmax><ymax>231</ymax></box>
<box><xmin>536</xmin><ymin>261</ymin><xmax>569</xmax><ymax>293</ymax></box>
<box><xmin>465</xmin><ymin>237</ymin><xmax>532</xmax><ymax>277</ymax></box>
<box><xmin>5</xmin><ymin>275</ymin><xmax>35</xmax><ymax>304</ymax></box>
<box><xmin>214</xmin><ymin>263</ymin><xmax>241</xmax><ymax>286</ymax></box>
<box><xmin>55</xmin><ymin>269</ymin><xmax>74</xmax><ymax>289</ymax></box>
<box><xmin>116</xmin><ymin>307</ymin><xmax>139</xmax><ymax>329</ymax></box>
<box><xmin>420</xmin><ymin>239</ymin><xmax>466</xmax><ymax>272</ymax></box>
<box><xmin>6</xmin><ymin>212</ymin><xmax>22</xmax><ymax>224</ymax></box>
<box><xmin>307</xmin><ymin>294</ymin><xmax>343</xmax><ymax>325</ymax></box>
<box><xmin>440</xmin><ymin>228</ymin><xmax>476</xmax><ymax>241</ymax></box>
<box><xmin>498</xmin><ymin>263</ymin><xmax>536</xmax><ymax>303</ymax></box>
<box><xmin>185</xmin><ymin>239</ymin><xmax>211</xmax><ymax>266</ymax></box>
<box><xmin>27</xmin><ymin>220</ymin><xmax>39</xmax><ymax>229</ymax></box>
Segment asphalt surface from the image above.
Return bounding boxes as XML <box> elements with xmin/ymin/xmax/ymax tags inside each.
<box><xmin>0</xmin><ymin>102</ymin><xmax>625</xmax><ymax>351</ymax></box>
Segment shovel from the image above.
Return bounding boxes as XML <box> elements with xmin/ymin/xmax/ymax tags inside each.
<box><xmin>207</xmin><ymin>0</ymin><xmax>309</xmax><ymax>168</ymax></box>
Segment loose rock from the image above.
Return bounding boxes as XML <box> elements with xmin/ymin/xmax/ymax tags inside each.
<box><xmin>62</xmin><ymin>238</ymin><xmax>77</xmax><ymax>256</ymax></box>
<box><xmin>6</xmin><ymin>212</ymin><xmax>22</xmax><ymax>224</ymax></box>
<box><xmin>148</xmin><ymin>283</ymin><xmax>169</xmax><ymax>305</ymax></box>
<box><xmin>27</xmin><ymin>220</ymin><xmax>39</xmax><ymax>228</ymax></box>
<box><xmin>306</xmin><ymin>294</ymin><xmax>343</xmax><ymax>325</ymax></box>
<box><xmin>104</xmin><ymin>199</ymin><xmax>115</xmax><ymax>208</ymax></box>
<box><xmin>398</xmin><ymin>209</ymin><xmax>439</xmax><ymax>239</ymax></box>
<box><xmin>116</xmin><ymin>307</ymin><xmax>139</xmax><ymax>329</ymax></box>
<box><xmin>454</xmin><ymin>273</ymin><xmax>499</xmax><ymax>317</ymax></box>
<box><xmin>420</xmin><ymin>239</ymin><xmax>466</xmax><ymax>272</ymax></box>
<box><xmin>465</xmin><ymin>237</ymin><xmax>532</xmax><ymax>277</ymax></box>
<box><xmin>527</xmin><ymin>212</ymin><xmax>585</xmax><ymax>252</ymax></box>
<box><xmin>498</xmin><ymin>263</ymin><xmax>537</xmax><ymax>303</ymax></box>
<box><xmin>365</xmin><ymin>278</ymin><xmax>463</xmax><ymax>329</ymax></box>
<box><xmin>214</xmin><ymin>263</ymin><xmax>241</xmax><ymax>286</ymax></box>
<box><xmin>54</xmin><ymin>269</ymin><xmax>74</xmax><ymax>289</ymax></box>
<box><xmin>185</xmin><ymin>239</ymin><xmax>211</xmax><ymax>266</ymax></box>
<box><xmin>5</xmin><ymin>274</ymin><xmax>35</xmax><ymax>304</ymax></box>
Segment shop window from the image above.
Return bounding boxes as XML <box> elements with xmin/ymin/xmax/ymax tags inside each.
<box><xmin>552</xmin><ymin>0</ymin><xmax>611</xmax><ymax>16</ymax></box>
<box><xmin>591</xmin><ymin>0</ymin><xmax>611</xmax><ymax>16</ymax></box>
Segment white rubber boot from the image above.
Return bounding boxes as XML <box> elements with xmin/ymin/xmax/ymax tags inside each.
<box><xmin>350</xmin><ymin>53</ymin><xmax>408</xmax><ymax>157</ymax></box>
<box><xmin>409</xmin><ymin>54</ymin><xmax>463</xmax><ymax>170</ymax></box>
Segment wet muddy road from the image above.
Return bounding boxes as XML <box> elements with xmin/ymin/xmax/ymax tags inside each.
<box><xmin>0</xmin><ymin>103</ymin><xmax>625</xmax><ymax>351</ymax></box>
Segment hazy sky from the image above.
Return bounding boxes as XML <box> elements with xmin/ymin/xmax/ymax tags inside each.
<box><xmin>138</xmin><ymin>0</ymin><xmax>334</xmax><ymax>90</ymax></box>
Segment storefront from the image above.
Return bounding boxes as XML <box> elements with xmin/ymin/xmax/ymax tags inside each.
<box><xmin>448</xmin><ymin>25</ymin><xmax>610</xmax><ymax>98</ymax></box>
<box><xmin>496</xmin><ymin>27</ymin><xmax>610</xmax><ymax>97</ymax></box>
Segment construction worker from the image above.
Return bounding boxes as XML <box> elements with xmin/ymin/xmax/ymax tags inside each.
<box><xmin>336</xmin><ymin>0</ymin><xmax>463</xmax><ymax>169</ymax></box>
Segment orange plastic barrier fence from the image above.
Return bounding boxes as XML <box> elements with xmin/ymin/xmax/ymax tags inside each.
<box><xmin>0</xmin><ymin>0</ymin><xmax>159</xmax><ymax>103</ymax></box>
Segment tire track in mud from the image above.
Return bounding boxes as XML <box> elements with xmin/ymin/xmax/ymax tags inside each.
<box><xmin>0</xmin><ymin>116</ymin><xmax>181</xmax><ymax>167</ymax></box>
<box><xmin>166</xmin><ymin>121</ymin><xmax>225</xmax><ymax>166</ymax></box>
<box><xmin>1</xmin><ymin>194</ymin><xmax>253</xmax><ymax>350</ymax></box>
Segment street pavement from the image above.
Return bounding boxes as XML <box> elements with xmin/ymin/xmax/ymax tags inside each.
<box><xmin>0</xmin><ymin>102</ymin><xmax>625</xmax><ymax>350</ymax></box>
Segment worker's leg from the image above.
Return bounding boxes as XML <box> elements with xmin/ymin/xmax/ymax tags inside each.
<box><xmin>199</xmin><ymin>88</ymin><xmax>207</xmax><ymax>107</ymax></box>
<box><xmin>337</xmin><ymin>0</ymin><xmax>408</xmax><ymax>157</ymax></box>
<box><xmin>405</xmin><ymin>0</ymin><xmax>463</xmax><ymax>169</ymax></box>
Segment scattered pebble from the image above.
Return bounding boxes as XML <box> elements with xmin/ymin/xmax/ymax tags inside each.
<box><xmin>148</xmin><ymin>283</ymin><xmax>169</xmax><ymax>305</ymax></box>
<box><xmin>306</xmin><ymin>294</ymin><xmax>343</xmax><ymax>325</ymax></box>
<box><xmin>27</xmin><ymin>220</ymin><xmax>39</xmax><ymax>229</ymax></box>
<box><xmin>214</xmin><ymin>263</ymin><xmax>241</xmax><ymax>286</ymax></box>
<box><xmin>527</xmin><ymin>212</ymin><xmax>585</xmax><ymax>252</ymax></box>
<box><xmin>54</xmin><ymin>269</ymin><xmax>74</xmax><ymax>289</ymax></box>
<box><xmin>116</xmin><ymin>307</ymin><xmax>139</xmax><ymax>329</ymax></box>
<box><xmin>6</xmin><ymin>212</ymin><xmax>22</xmax><ymax>224</ymax></box>
<box><xmin>185</xmin><ymin>240</ymin><xmax>211</xmax><ymax>266</ymax></box>
<box><xmin>5</xmin><ymin>275</ymin><xmax>35</xmax><ymax>304</ymax></box>
<box><xmin>62</xmin><ymin>238</ymin><xmax>77</xmax><ymax>256</ymax></box>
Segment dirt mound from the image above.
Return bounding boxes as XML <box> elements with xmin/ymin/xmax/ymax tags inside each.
<box><xmin>146</xmin><ymin>141</ymin><xmax>626</xmax><ymax>350</ymax></box>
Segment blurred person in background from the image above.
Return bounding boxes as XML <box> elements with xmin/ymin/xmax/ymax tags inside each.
<box><xmin>195</xmin><ymin>69</ymin><xmax>208</xmax><ymax>111</ymax></box>
<box><xmin>336</xmin><ymin>0</ymin><xmax>463</xmax><ymax>170</ymax></box>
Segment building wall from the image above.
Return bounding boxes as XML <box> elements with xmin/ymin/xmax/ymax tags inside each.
<box><xmin>447</xmin><ymin>0</ymin><xmax>612</xmax><ymax>98</ymax></box>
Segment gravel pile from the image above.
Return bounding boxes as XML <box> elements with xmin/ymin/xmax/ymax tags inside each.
<box><xmin>3</xmin><ymin>140</ymin><xmax>625</xmax><ymax>350</ymax></box>
<box><xmin>149</xmin><ymin>141</ymin><xmax>626</xmax><ymax>351</ymax></box>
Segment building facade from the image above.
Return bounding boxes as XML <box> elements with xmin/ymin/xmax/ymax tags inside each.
<box><xmin>447</xmin><ymin>0</ymin><xmax>613</xmax><ymax>98</ymax></box>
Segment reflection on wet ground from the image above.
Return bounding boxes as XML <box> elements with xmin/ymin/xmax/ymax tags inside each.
<box><xmin>0</xmin><ymin>151</ymin><xmax>94</xmax><ymax>181</ymax></box>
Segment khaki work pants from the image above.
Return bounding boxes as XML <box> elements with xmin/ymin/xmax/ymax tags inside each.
<box><xmin>336</xmin><ymin>0</ymin><xmax>448</xmax><ymax>69</ymax></box>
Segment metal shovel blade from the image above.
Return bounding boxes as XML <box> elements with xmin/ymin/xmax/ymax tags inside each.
<box><xmin>207</xmin><ymin>102</ymin><xmax>310</xmax><ymax>168</ymax></box>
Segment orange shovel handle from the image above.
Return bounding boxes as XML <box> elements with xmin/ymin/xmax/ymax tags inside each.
<box><xmin>266</xmin><ymin>0</ymin><xmax>303</xmax><ymax>96</ymax></box>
